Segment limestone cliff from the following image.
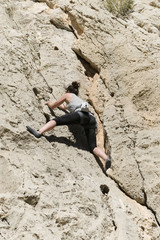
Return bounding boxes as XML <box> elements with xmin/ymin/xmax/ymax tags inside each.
<box><xmin>0</xmin><ymin>0</ymin><xmax>160</xmax><ymax>239</ymax></box>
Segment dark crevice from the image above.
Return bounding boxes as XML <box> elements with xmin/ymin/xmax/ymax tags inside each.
<box><xmin>100</xmin><ymin>184</ymin><xmax>110</xmax><ymax>195</ymax></box>
<box><xmin>69</xmin><ymin>25</ymin><xmax>79</xmax><ymax>39</ymax></box>
<box><xmin>68</xmin><ymin>13</ymin><xmax>84</xmax><ymax>36</ymax></box>
<box><xmin>108</xmin><ymin>173</ymin><xmax>160</xmax><ymax>227</ymax></box>
<box><xmin>33</xmin><ymin>87</ymin><xmax>40</xmax><ymax>96</ymax></box>
<box><xmin>43</xmin><ymin>113</ymin><xmax>50</xmax><ymax>123</ymax></box>
<box><xmin>104</xmin><ymin>129</ymin><xmax>111</xmax><ymax>157</ymax></box>
<box><xmin>105</xmin><ymin>99</ymin><xmax>160</xmax><ymax>226</ymax></box>
<box><xmin>94</xmin><ymin>155</ymin><xmax>106</xmax><ymax>174</ymax></box>
<box><xmin>74</xmin><ymin>48</ymin><xmax>112</xmax><ymax>169</ymax></box>
<box><xmin>22</xmin><ymin>195</ymin><xmax>40</xmax><ymax>207</ymax></box>
<box><xmin>73</xmin><ymin>45</ymin><xmax>160</xmax><ymax>226</ymax></box>
<box><xmin>50</xmin><ymin>19</ymin><xmax>72</xmax><ymax>32</ymax></box>
<box><xmin>73</xmin><ymin>50</ymin><xmax>99</xmax><ymax>77</ymax></box>
<box><xmin>101</xmin><ymin>76</ymin><xmax>119</xmax><ymax>98</ymax></box>
<box><xmin>1</xmin><ymin>217</ymin><xmax>10</xmax><ymax>226</ymax></box>
<box><xmin>54</xmin><ymin>46</ymin><xmax>59</xmax><ymax>50</ymax></box>
<box><xmin>143</xmin><ymin>189</ymin><xmax>160</xmax><ymax>226</ymax></box>
<box><xmin>110</xmin><ymin>92</ymin><xmax>115</xmax><ymax>97</ymax></box>
<box><xmin>112</xmin><ymin>177</ymin><xmax>143</xmax><ymax>202</ymax></box>
<box><xmin>148</xmin><ymin>206</ymin><xmax>160</xmax><ymax>226</ymax></box>
<box><xmin>140</xmin><ymin>173</ymin><xmax>160</xmax><ymax>226</ymax></box>
<box><xmin>32</xmin><ymin>0</ymin><xmax>55</xmax><ymax>9</ymax></box>
<box><xmin>112</xmin><ymin>220</ymin><xmax>117</xmax><ymax>231</ymax></box>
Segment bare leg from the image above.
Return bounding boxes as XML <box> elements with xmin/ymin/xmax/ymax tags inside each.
<box><xmin>38</xmin><ymin>120</ymin><xmax>56</xmax><ymax>134</ymax></box>
<box><xmin>93</xmin><ymin>147</ymin><xmax>111</xmax><ymax>171</ymax></box>
<box><xmin>93</xmin><ymin>147</ymin><xmax>108</xmax><ymax>162</ymax></box>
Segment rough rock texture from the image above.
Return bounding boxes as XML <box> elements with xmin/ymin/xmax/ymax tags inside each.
<box><xmin>0</xmin><ymin>0</ymin><xmax>160</xmax><ymax>239</ymax></box>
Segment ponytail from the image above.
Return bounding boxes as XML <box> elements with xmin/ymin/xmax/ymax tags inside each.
<box><xmin>66</xmin><ymin>81</ymin><xmax>80</xmax><ymax>95</ymax></box>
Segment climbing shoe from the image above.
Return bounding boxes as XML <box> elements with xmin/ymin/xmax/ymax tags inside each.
<box><xmin>26</xmin><ymin>126</ymin><xmax>42</xmax><ymax>138</ymax></box>
<box><xmin>105</xmin><ymin>157</ymin><xmax>111</xmax><ymax>171</ymax></box>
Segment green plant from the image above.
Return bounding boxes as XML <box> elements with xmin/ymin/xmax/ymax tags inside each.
<box><xmin>105</xmin><ymin>0</ymin><xmax>134</xmax><ymax>17</ymax></box>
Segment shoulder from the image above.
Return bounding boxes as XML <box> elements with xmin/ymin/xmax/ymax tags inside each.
<box><xmin>65</xmin><ymin>92</ymin><xmax>73</xmax><ymax>97</ymax></box>
<box><xmin>65</xmin><ymin>92</ymin><xmax>74</xmax><ymax>98</ymax></box>
<box><xmin>60</xmin><ymin>92</ymin><xmax>71</xmax><ymax>99</ymax></box>
<box><xmin>63</xmin><ymin>93</ymin><xmax>74</xmax><ymax>103</ymax></box>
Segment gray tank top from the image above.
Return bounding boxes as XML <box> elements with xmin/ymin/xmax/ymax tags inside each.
<box><xmin>66</xmin><ymin>93</ymin><xmax>84</xmax><ymax>112</ymax></box>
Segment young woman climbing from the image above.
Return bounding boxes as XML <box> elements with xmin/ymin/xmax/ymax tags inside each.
<box><xmin>26</xmin><ymin>81</ymin><xmax>111</xmax><ymax>171</ymax></box>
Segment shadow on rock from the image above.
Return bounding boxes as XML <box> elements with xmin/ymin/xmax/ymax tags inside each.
<box><xmin>44</xmin><ymin>110</ymin><xmax>106</xmax><ymax>174</ymax></box>
<box><xmin>45</xmin><ymin>124</ymin><xmax>89</xmax><ymax>153</ymax></box>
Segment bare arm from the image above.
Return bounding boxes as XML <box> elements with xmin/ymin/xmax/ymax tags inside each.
<box><xmin>58</xmin><ymin>104</ymin><xmax>67</xmax><ymax>110</ymax></box>
<box><xmin>45</xmin><ymin>93</ymin><xmax>68</xmax><ymax>109</ymax></box>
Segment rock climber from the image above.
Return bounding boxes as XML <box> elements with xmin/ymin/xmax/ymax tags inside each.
<box><xmin>26</xmin><ymin>81</ymin><xmax>111</xmax><ymax>171</ymax></box>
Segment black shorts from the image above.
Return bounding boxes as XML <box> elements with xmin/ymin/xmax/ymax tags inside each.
<box><xmin>54</xmin><ymin>112</ymin><xmax>81</xmax><ymax>126</ymax></box>
<box><xmin>53</xmin><ymin>112</ymin><xmax>97</xmax><ymax>152</ymax></box>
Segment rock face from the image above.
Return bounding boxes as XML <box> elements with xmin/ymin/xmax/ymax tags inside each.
<box><xmin>0</xmin><ymin>0</ymin><xmax>160</xmax><ymax>239</ymax></box>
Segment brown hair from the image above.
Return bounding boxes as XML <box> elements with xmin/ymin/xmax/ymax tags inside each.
<box><xmin>66</xmin><ymin>81</ymin><xmax>80</xmax><ymax>95</ymax></box>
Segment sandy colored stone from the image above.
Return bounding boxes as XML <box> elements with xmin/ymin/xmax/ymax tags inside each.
<box><xmin>50</xmin><ymin>8</ymin><xmax>72</xmax><ymax>31</ymax></box>
<box><xmin>0</xmin><ymin>0</ymin><xmax>160</xmax><ymax>239</ymax></box>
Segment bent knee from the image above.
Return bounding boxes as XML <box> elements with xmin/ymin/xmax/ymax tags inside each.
<box><xmin>51</xmin><ymin>119</ymin><xmax>57</xmax><ymax>126</ymax></box>
<box><xmin>90</xmin><ymin>146</ymin><xmax>97</xmax><ymax>154</ymax></box>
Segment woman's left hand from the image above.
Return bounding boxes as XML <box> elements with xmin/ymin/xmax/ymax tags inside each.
<box><xmin>45</xmin><ymin>101</ymin><xmax>52</xmax><ymax>108</ymax></box>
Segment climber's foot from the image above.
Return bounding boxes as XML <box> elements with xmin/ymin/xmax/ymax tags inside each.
<box><xmin>105</xmin><ymin>157</ymin><xmax>111</xmax><ymax>171</ymax></box>
<box><xmin>26</xmin><ymin>126</ymin><xmax>42</xmax><ymax>138</ymax></box>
